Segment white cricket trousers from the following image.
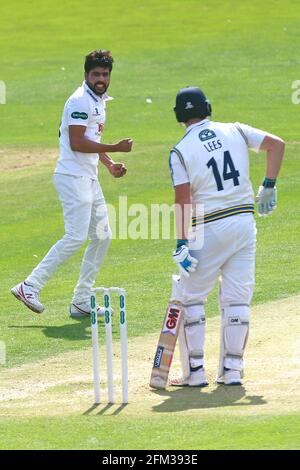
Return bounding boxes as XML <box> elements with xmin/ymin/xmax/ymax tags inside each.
<box><xmin>180</xmin><ymin>213</ymin><xmax>256</xmax><ymax>306</ymax></box>
<box><xmin>26</xmin><ymin>174</ymin><xmax>111</xmax><ymax>302</ymax></box>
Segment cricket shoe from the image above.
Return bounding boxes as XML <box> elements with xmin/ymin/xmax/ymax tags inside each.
<box><xmin>69</xmin><ymin>302</ymin><xmax>112</xmax><ymax>318</ymax></box>
<box><xmin>169</xmin><ymin>368</ymin><xmax>208</xmax><ymax>387</ymax></box>
<box><xmin>217</xmin><ymin>368</ymin><xmax>242</xmax><ymax>386</ymax></box>
<box><xmin>11</xmin><ymin>281</ymin><xmax>44</xmax><ymax>313</ymax></box>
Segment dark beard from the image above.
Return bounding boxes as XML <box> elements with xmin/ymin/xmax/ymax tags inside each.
<box><xmin>86</xmin><ymin>80</ymin><xmax>108</xmax><ymax>96</ymax></box>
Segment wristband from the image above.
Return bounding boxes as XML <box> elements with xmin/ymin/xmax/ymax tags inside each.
<box><xmin>262</xmin><ymin>177</ymin><xmax>276</xmax><ymax>188</ymax></box>
<box><xmin>176</xmin><ymin>239</ymin><xmax>188</xmax><ymax>249</ymax></box>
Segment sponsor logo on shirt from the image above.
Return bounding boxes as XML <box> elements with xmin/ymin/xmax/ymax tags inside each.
<box><xmin>198</xmin><ymin>129</ymin><xmax>216</xmax><ymax>142</ymax></box>
<box><xmin>71</xmin><ymin>111</ymin><xmax>88</xmax><ymax>120</ymax></box>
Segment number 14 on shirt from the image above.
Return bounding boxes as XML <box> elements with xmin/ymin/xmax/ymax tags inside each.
<box><xmin>207</xmin><ymin>151</ymin><xmax>240</xmax><ymax>191</ymax></box>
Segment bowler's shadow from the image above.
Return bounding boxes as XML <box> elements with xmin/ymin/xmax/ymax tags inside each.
<box><xmin>8</xmin><ymin>317</ymin><xmax>104</xmax><ymax>341</ymax></box>
<box><xmin>151</xmin><ymin>385</ymin><xmax>266</xmax><ymax>413</ymax></box>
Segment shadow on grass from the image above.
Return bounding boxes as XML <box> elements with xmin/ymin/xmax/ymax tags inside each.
<box><xmin>82</xmin><ymin>403</ymin><xmax>128</xmax><ymax>416</ymax></box>
<box><xmin>8</xmin><ymin>319</ymin><xmax>105</xmax><ymax>341</ymax></box>
<box><xmin>151</xmin><ymin>385</ymin><xmax>267</xmax><ymax>413</ymax></box>
<box><xmin>82</xmin><ymin>404</ymin><xmax>100</xmax><ymax>415</ymax></box>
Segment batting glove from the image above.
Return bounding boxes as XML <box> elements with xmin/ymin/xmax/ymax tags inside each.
<box><xmin>255</xmin><ymin>178</ymin><xmax>277</xmax><ymax>216</ymax></box>
<box><xmin>173</xmin><ymin>240</ymin><xmax>198</xmax><ymax>278</ymax></box>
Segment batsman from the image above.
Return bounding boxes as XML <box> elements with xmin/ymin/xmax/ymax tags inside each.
<box><xmin>169</xmin><ymin>86</ymin><xmax>285</xmax><ymax>386</ymax></box>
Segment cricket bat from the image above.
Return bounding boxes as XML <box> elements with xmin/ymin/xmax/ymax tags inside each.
<box><xmin>150</xmin><ymin>275</ymin><xmax>184</xmax><ymax>389</ymax></box>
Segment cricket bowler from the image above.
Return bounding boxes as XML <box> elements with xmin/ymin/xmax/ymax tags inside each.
<box><xmin>11</xmin><ymin>50</ymin><xmax>133</xmax><ymax>317</ymax></box>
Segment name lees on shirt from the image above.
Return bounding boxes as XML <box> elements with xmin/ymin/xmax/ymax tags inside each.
<box><xmin>198</xmin><ymin>128</ymin><xmax>223</xmax><ymax>153</ymax></box>
<box><xmin>203</xmin><ymin>138</ymin><xmax>223</xmax><ymax>153</ymax></box>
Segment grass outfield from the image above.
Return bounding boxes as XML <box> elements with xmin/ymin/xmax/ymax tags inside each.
<box><xmin>1</xmin><ymin>0</ymin><xmax>299</xmax><ymax>147</ymax></box>
<box><xmin>1</xmin><ymin>414</ymin><xmax>299</xmax><ymax>450</ymax></box>
<box><xmin>1</xmin><ymin>0</ymin><xmax>300</xmax><ymax>450</ymax></box>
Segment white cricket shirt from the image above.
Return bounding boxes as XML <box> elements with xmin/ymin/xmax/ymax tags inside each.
<box><xmin>55</xmin><ymin>81</ymin><xmax>113</xmax><ymax>179</ymax></box>
<box><xmin>169</xmin><ymin>119</ymin><xmax>266</xmax><ymax>217</ymax></box>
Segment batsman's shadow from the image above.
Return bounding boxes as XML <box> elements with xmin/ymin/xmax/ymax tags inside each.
<box><xmin>151</xmin><ymin>385</ymin><xmax>267</xmax><ymax>413</ymax></box>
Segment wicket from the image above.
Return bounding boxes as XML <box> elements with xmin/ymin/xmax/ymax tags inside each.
<box><xmin>91</xmin><ymin>287</ymin><xmax>128</xmax><ymax>405</ymax></box>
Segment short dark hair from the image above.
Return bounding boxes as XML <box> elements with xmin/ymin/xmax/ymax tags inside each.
<box><xmin>84</xmin><ymin>50</ymin><xmax>114</xmax><ymax>74</ymax></box>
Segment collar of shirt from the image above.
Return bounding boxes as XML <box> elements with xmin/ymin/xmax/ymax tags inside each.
<box><xmin>185</xmin><ymin>118</ymin><xmax>210</xmax><ymax>134</ymax></box>
<box><xmin>82</xmin><ymin>81</ymin><xmax>113</xmax><ymax>103</ymax></box>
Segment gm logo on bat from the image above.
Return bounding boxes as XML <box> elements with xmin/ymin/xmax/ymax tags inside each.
<box><xmin>162</xmin><ymin>307</ymin><xmax>181</xmax><ymax>335</ymax></box>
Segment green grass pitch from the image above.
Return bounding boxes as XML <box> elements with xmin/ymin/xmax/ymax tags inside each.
<box><xmin>0</xmin><ymin>0</ymin><xmax>300</xmax><ymax>450</ymax></box>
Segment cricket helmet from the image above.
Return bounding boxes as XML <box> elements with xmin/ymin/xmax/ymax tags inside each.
<box><xmin>174</xmin><ymin>86</ymin><xmax>212</xmax><ymax>122</ymax></box>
